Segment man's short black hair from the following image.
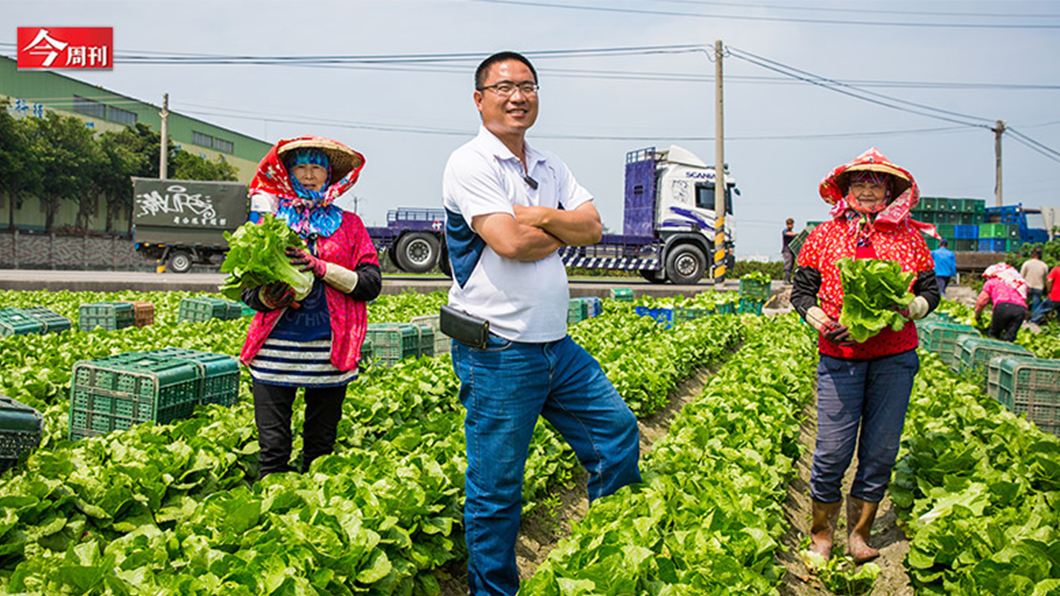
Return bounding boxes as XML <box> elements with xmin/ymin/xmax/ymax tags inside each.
<box><xmin>475</xmin><ymin>51</ymin><xmax>537</xmax><ymax>90</ymax></box>
<box><xmin>939</xmin><ymin>238</ymin><xmax>948</xmax><ymax>247</ymax></box>
<box><xmin>1033</xmin><ymin>247</ymin><xmax>1043</xmax><ymax>257</ymax></box>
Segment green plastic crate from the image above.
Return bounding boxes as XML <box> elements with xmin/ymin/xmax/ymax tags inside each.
<box><xmin>365</xmin><ymin>323</ymin><xmax>420</xmax><ymax>365</ymax></box>
<box><xmin>609</xmin><ymin>288</ymin><xmax>634</xmax><ymax>302</ymax></box>
<box><xmin>0</xmin><ymin>394</ymin><xmax>43</xmax><ymax>473</ymax></box>
<box><xmin>568</xmin><ymin>299</ymin><xmax>588</xmax><ymax>325</ymax></box>
<box><xmin>69</xmin><ymin>353</ymin><xmax>203</xmax><ymax>441</ymax></box>
<box><xmin>960</xmin><ymin>198</ymin><xmax>985</xmax><ymax>213</ymax></box>
<box><xmin>979</xmin><ymin>223</ymin><xmax>1008</xmax><ymax>239</ymax></box>
<box><xmin>150</xmin><ymin>348</ymin><xmax>240</xmax><ymax>407</ymax></box>
<box><xmin>953</xmin><ymin>239</ymin><xmax>977</xmax><ymax>252</ymax></box>
<box><xmin>788</xmin><ymin>229</ymin><xmax>810</xmax><ymax>258</ymax></box>
<box><xmin>916</xmin><ymin>320</ymin><xmax>979</xmax><ymax>367</ymax></box>
<box><xmin>18</xmin><ymin>307</ymin><xmax>72</xmax><ymax>334</ymax></box>
<box><xmin>738</xmin><ymin>298</ymin><xmax>765</xmax><ymax>316</ymax></box>
<box><xmin>79</xmin><ymin>302</ymin><xmax>134</xmax><ymax>332</ymax></box>
<box><xmin>738</xmin><ymin>278</ymin><xmax>771</xmax><ymax>300</ymax></box>
<box><xmin>956</xmin><ymin>336</ymin><xmax>1033</xmax><ymax>381</ymax></box>
<box><xmin>920</xmin><ymin>197</ymin><xmax>938</xmax><ymax>211</ymax></box>
<box><xmin>409</xmin><ymin>323</ymin><xmax>436</xmax><ymax>358</ymax></box>
<box><xmin>179</xmin><ymin>297</ymin><xmax>232</xmax><ymax>323</ymax></box>
<box><xmin>988</xmin><ymin>356</ymin><xmax>1060</xmax><ymax>436</ymax></box>
<box><xmin>0</xmin><ymin>308</ymin><xmax>45</xmax><ymax>337</ymax></box>
<box><xmin>360</xmin><ymin>338</ymin><xmax>374</xmax><ymax>366</ymax></box>
<box><xmin>924</xmin><ymin>237</ymin><xmax>940</xmax><ymax>251</ymax></box>
<box><xmin>674</xmin><ymin>307</ymin><xmax>712</xmax><ymax>324</ymax></box>
<box><xmin>410</xmin><ymin>314</ymin><xmax>450</xmax><ymax>356</ymax></box>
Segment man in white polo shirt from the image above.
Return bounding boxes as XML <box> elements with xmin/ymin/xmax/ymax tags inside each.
<box><xmin>442</xmin><ymin>51</ymin><xmax>642</xmax><ymax>596</ymax></box>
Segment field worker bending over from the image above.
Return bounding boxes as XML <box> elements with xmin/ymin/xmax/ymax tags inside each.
<box><xmin>441</xmin><ymin>51</ymin><xmax>642</xmax><ymax>596</ymax></box>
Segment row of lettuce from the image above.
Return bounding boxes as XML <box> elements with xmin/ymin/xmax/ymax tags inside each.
<box><xmin>0</xmin><ymin>289</ymin><xmax>743</xmax><ymax>594</ymax></box>
<box><xmin>4</xmin><ymin>288</ymin><xmax>1059</xmax><ymax>594</ymax></box>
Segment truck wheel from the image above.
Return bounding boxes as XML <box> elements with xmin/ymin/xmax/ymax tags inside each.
<box><xmin>665</xmin><ymin>244</ymin><xmax>706</xmax><ymax>285</ymax></box>
<box><xmin>639</xmin><ymin>269</ymin><xmax>667</xmax><ymax>284</ymax></box>
<box><xmin>394</xmin><ymin>232</ymin><xmax>440</xmax><ymax>274</ymax></box>
<box><xmin>438</xmin><ymin>241</ymin><xmax>452</xmax><ymax>278</ymax></box>
<box><xmin>168</xmin><ymin>250</ymin><xmax>193</xmax><ymax>274</ymax></box>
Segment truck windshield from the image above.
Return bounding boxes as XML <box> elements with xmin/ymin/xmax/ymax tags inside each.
<box><xmin>1026</xmin><ymin>212</ymin><xmax>1045</xmax><ymax>230</ymax></box>
<box><xmin>695</xmin><ymin>183</ymin><xmax>734</xmax><ymax>215</ymax></box>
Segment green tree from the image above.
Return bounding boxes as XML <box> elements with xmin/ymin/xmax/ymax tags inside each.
<box><xmin>94</xmin><ymin>132</ymin><xmax>141</xmax><ymax>234</ymax></box>
<box><xmin>171</xmin><ymin>150</ymin><xmax>238</xmax><ymax>182</ymax></box>
<box><xmin>0</xmin><ymin>101</ymin><xmax>43</xmax><ymax>230</ymax></box>
<box><xmin>26</xmin><ymin>113</ymin><xmax>104</xmax><ymax>232</ymax></box>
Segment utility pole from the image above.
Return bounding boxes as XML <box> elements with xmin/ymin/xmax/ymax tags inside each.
<box><xmin>159</xmin><ymin>93</ymin><xmax>169</xmax><ymax>179</ymax></box>
<box><xmin>992</xmin><ymin>119</ymin><xmax>1005</xmax><ymax>206</ymax></box>
<box><xmin>712</xmin><ymin>39</ymin><xmax>727</xmax><ymax>283</ymax></box>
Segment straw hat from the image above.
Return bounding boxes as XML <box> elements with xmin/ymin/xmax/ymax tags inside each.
<box><xmin>834</xmin><ymin>160</ymin><xmax>912</xmax><ymax>200</ymax></box>
<box><xmin>277</xmin><ymin>137</ymin><xmax>364</xmax><ymax>183</ymax></box>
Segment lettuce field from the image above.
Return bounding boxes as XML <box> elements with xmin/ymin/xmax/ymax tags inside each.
<box><xmin>0</xmin><ymin>289</ymin><xmax>1058</xmax><ymax>595</ymax></box>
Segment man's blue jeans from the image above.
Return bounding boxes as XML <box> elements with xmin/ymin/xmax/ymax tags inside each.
<box><xmin>452</xmin><ymin>333</ymin><xmax>642</xmax><ymax>596</ymax></box>
<box><xmin>1028</xmin><ymin>288</ymin><xmax>1044</xmax><ymax>313</ymax></box>
<box><xmin>1031</xmin><ymin>298</ymin><xmax>1059</xmax><ymax>324</ymax></box>
<box><xmin>811</xmin><ymin>350</ymin><xmax>919</xmax><ymax>504</ymax></box>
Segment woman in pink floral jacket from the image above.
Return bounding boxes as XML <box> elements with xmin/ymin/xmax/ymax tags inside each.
<box><xmin>240</xmin><ymin>136</ymin><xmax>381</xmax><ymax>477</ymax></box>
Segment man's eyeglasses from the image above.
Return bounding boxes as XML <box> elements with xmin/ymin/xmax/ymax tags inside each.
<box><xmin>478</xmin><ymin>82</ymin><xmax>539</xmax><ymax>98</ymax></box>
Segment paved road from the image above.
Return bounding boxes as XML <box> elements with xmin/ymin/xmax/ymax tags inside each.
<box><xmin>0</xmin><ymin>269</ymin><xmax>764</xmax><ymax>299</ymax></box>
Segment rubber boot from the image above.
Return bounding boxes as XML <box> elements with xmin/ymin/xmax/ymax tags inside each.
<box><xmin>809</xmin><ymin>499</ymin><xmax>842</xmax><ymax>561</ymax></box>
<box><xmin>847</xmin><ymin>496</ymin><xmax>881</xmax><ymax>563</ymax></box>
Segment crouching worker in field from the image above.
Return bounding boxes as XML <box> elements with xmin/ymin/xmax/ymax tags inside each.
<box><xmin>443</xmin><ymin>51</ymin><xmax>642</xmax><ymax>596</ymax></box>
<box><xmin>240</xmin><ymin>136</ymin><xmax>381</xmax><ymax>478</ymax></box>
<box><xmin>791</xmin><ymin>148</ymin><xmax>939</xmax><ymax>565</ymax></box>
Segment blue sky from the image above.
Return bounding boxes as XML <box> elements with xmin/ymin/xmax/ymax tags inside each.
<box><xmin>4</xmin><ymin>0</ymin><xmax>1059</xmax><ymax>259</ymax></box>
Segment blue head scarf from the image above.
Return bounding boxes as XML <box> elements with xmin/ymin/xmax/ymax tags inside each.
<box><xmin>278</xmin><ymin>148</ymin><xmax>343</xmax><ymax>238</ymax></box>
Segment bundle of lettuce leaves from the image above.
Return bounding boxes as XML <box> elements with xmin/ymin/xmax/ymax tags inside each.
<box><xmin>838</xmin><ymin>258</ymin><xmax>916</xmax><ymax>343</ymax></box>
<box><xmin>219</xmin><ymin>214</ymin><xmax>314</xmax><ymax>302</ymax></box>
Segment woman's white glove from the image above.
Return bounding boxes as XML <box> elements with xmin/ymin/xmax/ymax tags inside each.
<box><xmin>902</xmin><ymin>296</ymin><xmax>931</xmax><ymax>321</ymax></box>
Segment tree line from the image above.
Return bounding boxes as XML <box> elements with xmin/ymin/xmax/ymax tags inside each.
<box><xmin>0</xmin><ymin>100</ymin><xmax>238</xmax><ymax>235</ymax></box>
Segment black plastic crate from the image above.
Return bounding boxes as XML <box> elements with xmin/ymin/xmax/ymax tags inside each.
<box><xmin>0</xmin><ymin>394</ymin><xmax>43</xmax><ymax>473</ymax></box>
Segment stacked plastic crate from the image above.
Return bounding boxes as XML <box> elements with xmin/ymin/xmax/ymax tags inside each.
<box><xmin>738</xmin><ymin>277</ymin><xmax>771</xmax><ymax>315</ymax></box>
<box><xmin>988</xmin><ymin>356</ymin><xmax>1060</xmax><ymax>437</ymax></box>
<box><xmin>68</xmin><ymin>348</ymin><xmax>239</xmax><ymax>441</ymax></box>
<box><xmin>954</xmin><ymin>335</ymin><xmax>1034</xmax><ymax>386</ymax></box>
<box><xmin>909</xmin><ymin>197</ymin><xmax>985</xmax><ymax>251</ymax></box>
<box><xmin>916</xmin><ymin>319</ymin><xmax>979</xmax><ymax>368</ymax></box>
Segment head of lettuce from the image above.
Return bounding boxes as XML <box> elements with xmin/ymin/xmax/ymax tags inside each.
<box><xmin>219</xmin><ymin>214</ymin><xmax>314</xmax><ymax>302</ymax></box>
<box><xmin>837</xmin><ymin>257</ymin><xmax>916</xmax><ymax>343</ymax></box>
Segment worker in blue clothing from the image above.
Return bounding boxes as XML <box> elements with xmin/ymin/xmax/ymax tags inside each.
<box><xmin>931</xmin><ymin>238</ymin><xmax>957</xmax><ymax>296</ymax></box>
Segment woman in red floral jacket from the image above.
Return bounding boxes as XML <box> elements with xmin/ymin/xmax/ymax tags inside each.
<box><xmin>791</xmin><ymin>148</ymin><xmax>939</xmax><ymax>564</ymax></box>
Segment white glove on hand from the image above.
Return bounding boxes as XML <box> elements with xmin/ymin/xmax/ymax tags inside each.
<box><xmin>805</xmin><ymin>306</ymin><xmax>830</xmax><ymax>332</ymax></box>
<box><xmin>905</xmin><ymin>295</ymin><xmax>930</xmax><ymax>321</ymax></box>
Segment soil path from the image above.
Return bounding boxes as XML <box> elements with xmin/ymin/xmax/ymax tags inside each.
<box><xmin>776</xmin><ymin>405</ymin><xmax>915</xmax><ymax>596</ymax></box>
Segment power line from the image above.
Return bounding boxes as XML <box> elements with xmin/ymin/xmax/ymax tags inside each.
<box><xmin>726</xmin><ymin>46</ymin><xmax>994</xmax><ymax>129</ymax></box>
<box><xmin>474</xmin><ymin>0</ymin><xmax>1060</xmax><ymax>28</ymax></box>
<box><xmin>1007</xmin><ymin>126</ymin><xmax>1060</xmax><ymax>162</ymax></box>
<box><xmin>659</xmin><ymin>0</ymin><xmax>1060</xmax><ymax>19</ymax></box>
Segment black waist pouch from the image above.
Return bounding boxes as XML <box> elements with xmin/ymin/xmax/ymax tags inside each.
<box><xmin>440</xmin><ymin>305</ymin><xmax>490</xmax><ymax>349</ymax></box>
